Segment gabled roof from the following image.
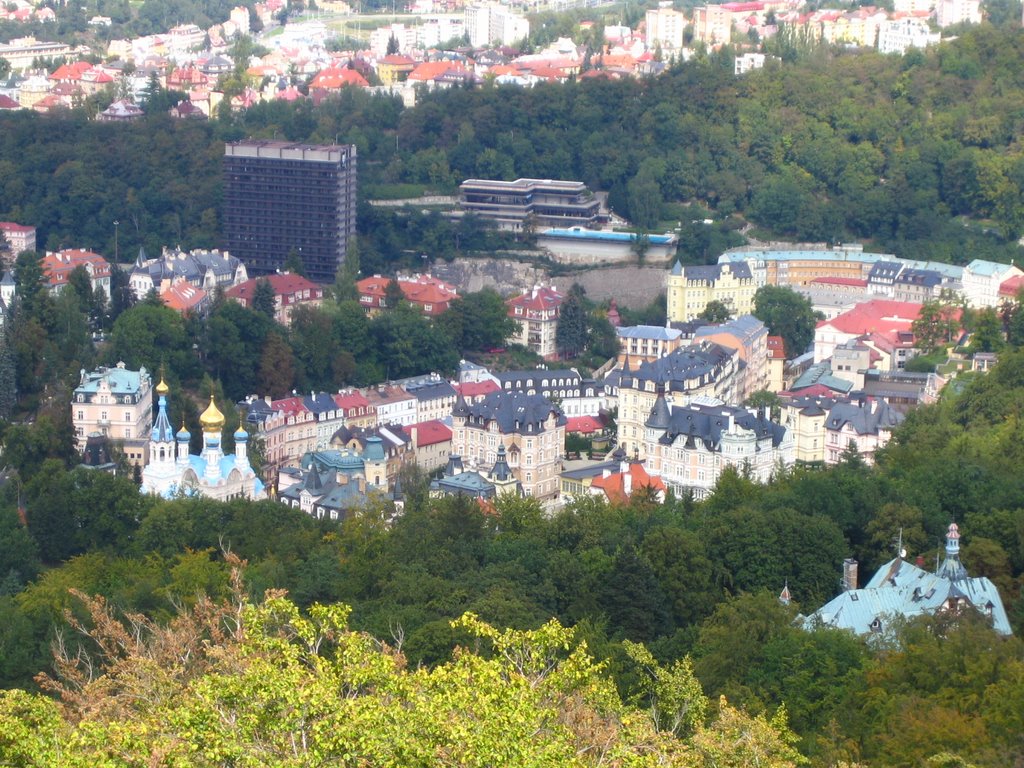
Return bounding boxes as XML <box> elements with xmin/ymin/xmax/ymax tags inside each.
<box><xmin>816</xmin><ymin>300</ymin><xmax>922</xmax><ymax>335</ymax></box>
<box><xmin>825</xmin><ymin>399</ymin><xmax>904</xmax><ymax>435</ymax></box>
<box><xmin>458</xmin><ymin>390</ymin><xmax>565</xmax><ymax>433</ymax></box>
<box><xmin>413</xmin><ymin>419</ymin><xmax>452</xmax><ymax>446</ymax></box>
<box><xmin>807</xmin><ymin>524</ymin><xmax>1012</xmax><ymax>636</ymax></box>
<box><xmin>310</xmin><ymin>66</ymin><xmax>369</xmax><ymax>89</ymax></box>
<box><xmin>507</xmin><ymin>285</ymin><xmax>563</xmax><ymax>312</ymax></box>
<box><xmin>224</xmin><ymin>273</ymin><xmax>322</xmax><ymax>302</ymax></box>
<box><xmin>590</xmin><ymin>462</ymin><xmax>665</xmax><ymax>504</ymax></box>
<box><xmin>790</xmin><ymin>362</ymin><xmax>854</xmax><ymax>394</ymax></box>
<box><xmin>617</xmin><ymin>325</ymin><xmax>682</xmax><ymax>342</ymax></box>
<box><xmin>160</xmin><ymin>277</ymin><xmax>207</xmax><ymax>312</ymax></box>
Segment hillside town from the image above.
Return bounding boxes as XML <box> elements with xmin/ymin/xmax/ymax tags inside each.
<box><xmin>0</xmin><ymin>0</ymin><xmax>994</xmax><ymax>116</ymax></box>
<box><xmin>4</xmin><ymin>0</ymin><xmax>1024</xmax><ymax>750</ymax></box>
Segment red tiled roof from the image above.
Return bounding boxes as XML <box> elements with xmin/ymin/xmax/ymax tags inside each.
<box><xmin>0</xmin><ymin>221</ymin><xmax>33</xmax><ymax>232</ymax></box>
<box><xmin>48</xmin><ymin>61</ymin><xmax>91</xmax><ymax>81</ymax></box>
<box><xmin>507</xmin><ymin>285</ymin><xmax>563</xmax><ymax>312</ymax></box>
<box><xmin>41</xmin><ymin>249</ymin><xmax>111</xmax><ymax>286</ymax></box>
<box><xmin>161</xmin><ymin>278</ymin><xmax>207</xmax><ymax>313</ymax></box>
<box><xmin>817</xmin><ymin>300</ymin><xmax>922</xmax><ymax>334</ymax></box>
<box><xmin>310</xmin><ymin>66</ymin><xmax>368</xmax><ymax>89</ymax></box>
<box><xmin>454</xmin><ymin>381</ymin><xmax>500</xmax><ymax>399</ymax></box>
<box><xmin>412</xmin><ymin>420</ymin><xmax>452</xmax><ymax>447</ymax></box>
<box><xmin>272</xmin><ymin>396</ymin><xmax>309</xmax><ymax>417</ymax></box>
<box><xmin>566</xmin><ymin>415</ymin><xmax>603</xmax><ymax>434</ymax></box>
<box><xmin>408</xmin><ymin>60</ymin><xmax>466</xmax><ymax>82</ymax></box>
<box><xmin>590</xmin><ymin>463</ymin><xmax>665</xmax><ymax>505</ymax></box>
<box><xmin>999</xmin><ymin>274</ymin><xmax>1024</xmax><ymax>298</ymax></box>
<box><xmin>766</xmin><ymin>335</ymin><xmax>786</xmax><ymax>359</ymax></box>
<box><xmin>333</xmin><ymin>391</ymin><xmax>372</xmax><ymax>411</ymax></box>
<box><xmin>356</xmin><ymin>274</ymin><xmax>457</xmax><ymax>313</ymax></box>
<box><xmin>225</xmin><ymin>273</ymin><xmax>323</xmax><ymax>303</ymax></box>
<box><xmin>0</xmin><ymin>95</ymin><xmax>20</xmax><ymax>110</ymax></box>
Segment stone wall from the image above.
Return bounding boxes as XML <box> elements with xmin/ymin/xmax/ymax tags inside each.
<box><xmin>430</xmin><ymin>256</ymin><xmax>668</xmax><ymax>309</ymax></box>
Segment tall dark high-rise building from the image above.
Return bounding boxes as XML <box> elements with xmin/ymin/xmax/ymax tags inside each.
<box><xmin>223</xmin><ymin>140</ymin><xmax>357</xmax><ymax>284</ymax></box>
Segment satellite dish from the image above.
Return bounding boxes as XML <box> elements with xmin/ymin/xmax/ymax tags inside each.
<box><xmin>900</xmin><ymin>548</ymin><xmax>907</xmax><ymax>559</ymax></box>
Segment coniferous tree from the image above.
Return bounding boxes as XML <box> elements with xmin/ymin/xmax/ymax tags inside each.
<box><xmin>555</xmin><ymin>285</ymin><xmax>588</xmax><ymax>360</ymax></box>
<box><xmin>0</xmin><ymin>327</ymin><xmax>16</xmax><ymax>421</ymax></box>
<box><xmin>251</xmin><ymin>278</ymin><xmax>276</xmax><ymax>320</ymax></box>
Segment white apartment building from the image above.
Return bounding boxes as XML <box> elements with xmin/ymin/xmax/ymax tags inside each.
<box><xmin>877</xmin><ymin>18</ymin><xmax>940</xmax><ymax>54</ymax></box>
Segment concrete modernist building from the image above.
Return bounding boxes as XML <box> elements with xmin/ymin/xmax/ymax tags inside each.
<box><xmin>72</xmin><ymin>363</ymin><xmax>154</xmax><ymax>467</ymax></box>
<box><xmin>223</xmin><ymin>140</ymin><xmax>357</xmax><ymax>283</ymax></box>
<box><xmin>459</xmin><ymin>178</ymin><xmax>600</xmax><ymax>232</ymax></box>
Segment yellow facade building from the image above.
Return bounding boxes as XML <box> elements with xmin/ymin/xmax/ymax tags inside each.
<box><xmin>666</xmin><ymin>261</ymin><xmax>756</xmax><ymax>322</ymax></box>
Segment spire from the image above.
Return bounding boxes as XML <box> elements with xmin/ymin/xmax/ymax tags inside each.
<box><xmin>452</xmin><ymin>393</ymin><xmax>470</xmax><ymax>418</ymax></box>
<box><xmin>937</xmin><ymin>522</ymin><xmax>967</xmax><ymax>581</ymax></box>
<box><xmin>491</xmin><ymin>444</ymin><xmax>512</xmax><ymax>481</ymax></box>
<box><xmin>150</xmin><ymin>378</ymin><xmax>174</xmax><ymax>443</ymax></box>
<box><xmin>645</xmin><ymin>388</ymin><xmax>671</xmax><ymax>429</ymax></box>
<box><xmin>779</xmin><ymin>581</ymin><xmax>791</xmax><ymax>605</ymax></box>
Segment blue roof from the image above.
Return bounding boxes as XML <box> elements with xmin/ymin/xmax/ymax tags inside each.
<box><xmin>75</xmin><ymin>365</ymin><xmax>147</xmax><ymax>396</ymax></box>
<box><xmin>617</xmin><ymin>325</ymin><xmax>682</xmax><ymax>341</ymax></box>
<box><xmin>807</xmin><ymin>556</ymin><xmax>1011</xmax><ymax>636</ymax></box>
<box><xmin>541</xmin><ymin>227</ymin><xmax>676</xmax><ymax>244</ymax></box>
<box><xmin>967</xmin><ymin>259</ymin><xmax>1018</xmax><ymax>277</ymax></box>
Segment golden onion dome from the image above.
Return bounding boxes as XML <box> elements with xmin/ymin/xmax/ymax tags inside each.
<box><xmin>155</xmin><ymin>377</ymin><xmax>170</xmax><ymax>396</ymax></box>
<box><xmin>199</xmin><ymin>394</ymin><xmax>225</xmax><ymax>432</ymax></box>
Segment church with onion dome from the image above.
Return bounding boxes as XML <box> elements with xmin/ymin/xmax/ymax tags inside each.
<box><xmin>140</xmin><ymin>377</ymin><xmax>265</xmax><ymax>501</ymax></box>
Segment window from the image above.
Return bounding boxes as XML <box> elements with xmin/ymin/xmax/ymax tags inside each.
<box><xmin>77</xmin><ymin>410</ymin><xmax>84</xmax><ymax>420</ymax></box>
<box><xmin>125</xmin><ymin>411</ymin><xmax>132</xmax><ymax>422</ymax></box>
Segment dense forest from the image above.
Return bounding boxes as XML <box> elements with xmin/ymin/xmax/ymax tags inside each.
<box><xmin>4</xmin><ymin>343</ymin><xmax>1024</xmax><ymax>764</ymax></box>
<box><xmin>3</xmin><ymin>25</ymin><xmax>1024</xmax><ymax>271</ymax></box>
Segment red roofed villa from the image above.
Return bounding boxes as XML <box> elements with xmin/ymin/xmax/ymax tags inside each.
<box><xmin>507</xmin><ymin>283</ymin><xmax>564</xmax><ymax>359</ymax></box>
<box><xmin>224</xmin><ymin>272</ymin><xmax>324</xmax><ymax>326</ymax></box>
<box><xmin>589</xmin><ymin>461</ymin><xmax>666</xmax><ymax>505</ymax></box>
<box><xmin>41</xmin><ymin>249</ymin><xmax>111</xmax><ymax>297</ymax></box>
<box><xmin>356</xmin><ymin>273</ymin><xmax>458</xmax><ymax>316</ymax></box>
<box><xmin>814</xmin><ymin>299</ymin><xmax>928</xmax><ymax>369</ymax></box>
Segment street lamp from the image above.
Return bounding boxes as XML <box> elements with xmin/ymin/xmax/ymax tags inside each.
<box><xmin>113</xmin><ymin>220</ymin><xmax>120</xmax><ymax>262</ymax></box>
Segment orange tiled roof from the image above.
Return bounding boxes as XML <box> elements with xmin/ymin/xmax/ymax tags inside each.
<box><xmin>310</xmin><ymin>66</ymin><xmax>368</xmax><ymax>89</ymax></box>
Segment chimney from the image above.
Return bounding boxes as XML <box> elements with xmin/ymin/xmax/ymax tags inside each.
<box><xmin>843</xmin><ymin>558</ymin><xmax>858</xmax><ymax>592</ymax></box>
<box><xmin>623</xmin><ymin>468</ymin><xmax>632</xmax><ymax>496</ymax></box>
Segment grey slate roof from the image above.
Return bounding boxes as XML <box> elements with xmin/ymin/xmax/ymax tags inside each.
<box><xmin>680</xmin><ymin>262</ymin><xmax>753</xmax><ymax>282</ymax></box>
<box><xmin>617</xmin><ymin>325</ymin><xmax>682</xmax><ymax>342</ymax></box>
<box><xmin>655</xmin><ymin>402</ymin><xmax>786</xmax><ymax>450</ymax></box>
<box><xmin>459</xmin><ymin>391</ymin><xmax>566</xmax><ymax>434</ymax></box>
<box><xmin>790</xmin><ymin>362</ymin><xmax>854</xmax><ymax>394</ymax></box>
<box><xmin>868</xmin><ymin>261</ymin><xmax>904</xmax><ymax>281</ymax></box>
<box><xmin>826</xmin><ymin>400</ymin><xmax>904</xmax><ymax>435</ymax></box>
<box><xmin>895</xmin><ymin>268</ymin><xmax>943</xmax><ymax>288</ymax></box>
<box><xmin>621</xmin><ymin>342</ymin><xmax>734</xmax><ymax>393</ymax></box>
